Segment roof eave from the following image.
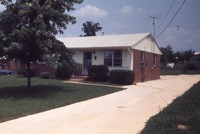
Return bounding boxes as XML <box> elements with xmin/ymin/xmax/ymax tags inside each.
<box><xmin>67</xmin><ymin>46</ymin><xmax>131</xmax><ymax>50</ymax></box>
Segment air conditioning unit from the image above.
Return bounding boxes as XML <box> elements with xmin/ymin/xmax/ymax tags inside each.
<box><xmin>140</xmin><ymin>61</ymin><xmax>145</xmax><ymax>67</ymax></box>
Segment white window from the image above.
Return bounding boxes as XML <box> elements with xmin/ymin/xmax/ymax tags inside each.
<box><xmin>104</xmin><ymin>50</ymin><xmax>122</xmax><ymax>67</ymax></box>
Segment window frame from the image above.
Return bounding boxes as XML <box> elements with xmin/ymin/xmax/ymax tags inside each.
<box><xmin>104</xmin><ymin>50</ymin><xmax>113</xmax><ymax>67</ymax></box>
<box><xmin>140</xmin><ymin>51</ymin><xmax>145</xmax><ymax>62</ymax></box>
<box><xmin>104</xmin><ymin>50</ymin><xmax>122</xmax><ymax>67</ymax></box>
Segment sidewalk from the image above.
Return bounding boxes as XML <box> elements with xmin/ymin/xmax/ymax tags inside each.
<box><xmin>0</xmin><ymin>75</ymin><xmax>199</xmax><ymax>134</ymax></box>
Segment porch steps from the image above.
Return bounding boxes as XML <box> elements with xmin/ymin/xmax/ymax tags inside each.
<box><xmin>69</xmin><ymin>76</ymin><xmax>88</xmax><ymax>82</ymax></box>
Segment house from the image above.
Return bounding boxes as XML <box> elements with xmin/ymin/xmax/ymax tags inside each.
<box><xmin>59</xmin><ymin>33</ymin><xmax>162</xmax><ymax>82</ymax></box>
<box><xmin>0</xmin><ymin>60</ymin><xmax>55</xmax><ymax>76</ymax></box>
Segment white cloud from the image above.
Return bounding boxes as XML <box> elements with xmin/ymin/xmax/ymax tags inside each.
<box><xmin>162</xmin><ymin>27</ymin><xmax>200</xmax><ymax>51</ymax></box>
<box><xmin>165</xmin><ymin>27</ymin><xmax>192</xmax><ymax>42</ymax></box>
<box><xmin>120</xmin><ymin>5</ymin><xmax>133</xmax><ymax>14</ymax></box>
<box><xmin>74</xmin><ymin>5</ymin><xmax>108</xmax><ymax>18</ymax></box>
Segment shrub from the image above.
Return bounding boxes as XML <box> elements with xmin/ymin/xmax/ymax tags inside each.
<box><xmin>0</xmin><ymin>63</ymin><xmax>5</xmax><ymax>69</ymax></box>
<box><xmin>186</xmin><ymin>63</ymin><xmax>197</xmax><ymax>70</ymax></box>
<box><xmin>55</xmin><ymin>63</ymin><xmax>74</xmax><ymax>80</ymax></box>
<box><xmin>40</xmin><ymin>72</ymin><xmax>51</xmax><ymax>79</ymax></box>
<box><xmin>110</xmin><ymin>70</ymin><xmax>135</xmax><ymax>85</ymax></box>
<box><xmin>17</xmin><ymin>66</ymin><xmax>33</xmax><ymax>77</ymax></box>
<box><xmin>88</xmin><ymin>65</ymin><xmax>109</xmax><ymax>82</ymax></box>
<box><xmin>182</xmin><ymin>66</ymin><xmax>188</xmax><ymax>73</ymax></box>
<box><xmin>71</xmin><ymin>62</ymin><xmax>82</xmax><ymax>76</ymax></box>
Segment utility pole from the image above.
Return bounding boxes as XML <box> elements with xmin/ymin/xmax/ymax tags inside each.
<box><xmin>147</xmin><ymin>15</ymin><xmax>159</xmax><ymax>38</ymax></box>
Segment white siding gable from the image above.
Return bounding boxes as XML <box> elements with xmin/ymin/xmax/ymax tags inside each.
<box><xmin>132</xmin><ymin>36</ymin><xmax>162</xmax><ymax>55</ymax></box>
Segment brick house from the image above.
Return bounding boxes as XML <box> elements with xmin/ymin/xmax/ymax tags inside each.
<box><xmin>59</xmin><ymin>33</ymin><xmax>162</xmax><ymax>82</ymax></box>
<box><xmin>0</xmin><ymin>60</ymin><xmax>55</xmax><ymax>77</ymax></box>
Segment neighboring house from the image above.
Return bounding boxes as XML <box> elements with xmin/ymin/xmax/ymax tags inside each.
<box><xmin>1</xmin><ymin>60</ymin><xmax>55</xmax><ymax>76</ymax></box>
<box><xmin>59</xmin><ymin>33</ymin><xmax>162</xmax><ymax>82</ymax></box>
<box><xmin>0</xmin><ymin>59</ymin><xmax>20</xmax><ymax>70</ymax></box>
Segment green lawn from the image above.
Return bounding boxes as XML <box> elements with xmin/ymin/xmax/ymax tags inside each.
<box><xmin>161</xmin><ymin>62</ymin><xmax>200</xmax><ymax>75</ymax></box>
<box><xmin>161</xmin><ymin>68</ymin><xmax>200</xmax><ymax>75</ymax></box>
<box><xmin>0</xmin><ymin>76</ymin><xmax>124</xmax><ymax>123</ymax></box>
<box><xmin>161</xmin><ymin>68</ymin><xmax>183</xmax><ymax>75</ymax></box>
<box><xmin>140</xmin><ymin>81</ymin><xmax>200</xmax><ymax>134</ymax></box>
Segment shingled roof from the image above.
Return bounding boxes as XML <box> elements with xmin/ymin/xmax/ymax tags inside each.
<box><xmin>58</xmin><ymin>33</ymin><xmax>162</xmax><ymax>54</ymax></box>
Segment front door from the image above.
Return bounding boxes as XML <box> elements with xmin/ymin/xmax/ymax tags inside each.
<box><xmin>83</xmin><ymin>52</ymin><xmax>92</xmax><ymax>75</ymax></box>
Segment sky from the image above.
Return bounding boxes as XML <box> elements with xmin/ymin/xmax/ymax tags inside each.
<box><xmin>64</xmin><ymin>0</ymin><xmax>200</xmax><ymax>52</ymax></box>
<box><xmin>0</xmin><ymin>0</ymin><xmax>200</xmax><ymax>52</ymax></box>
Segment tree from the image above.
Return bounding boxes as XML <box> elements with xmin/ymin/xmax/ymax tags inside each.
<box><xmin>81</xmin><ymin>21</ymin><xmax>102</xmax><ymax>36</ymax></box>
<box><xmin>174</xmin><ymin>50</ymin><xmax>195</xmax><ymax>63</ymax></box>
<box><xmin>160</xmin><ymin>45</ymin><xmax>174</xmax><ymax>63</ymax></box>
<box><xmin>43</xmin><ymin>40</ymin><xmax>73</xmax><ymax>69</ymax></box>
<box><xmin>0</xmin><ymin>0</ymin><xmax>83</xmax><ymax>89</ymax></box>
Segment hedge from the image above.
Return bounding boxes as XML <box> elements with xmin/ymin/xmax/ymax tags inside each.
<box><xmin>88</xmin><ymin>65</ymin><xmax>109</xmax><ymax>82</ymax></box>
<box><xmin>55</xmin><ymin>63</ymin><xmax>74</xmax><ymax>80</ymax></box>
<box><xmin>110</xmin><ymin>70</ymin><xmax>135</xmax><ymax>85</ymax></box>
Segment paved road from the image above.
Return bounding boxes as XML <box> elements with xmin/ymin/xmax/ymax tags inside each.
<box><xmin>0</xmin><ymin>75</ymin><xmax>199</xmax><ymax>134</ymax></box>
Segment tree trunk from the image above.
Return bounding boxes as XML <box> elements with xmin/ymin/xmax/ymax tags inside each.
<box><xmin>27</xmin><ymin>61</ymin><xmax>31</xmax><ymax>89</ymax></box>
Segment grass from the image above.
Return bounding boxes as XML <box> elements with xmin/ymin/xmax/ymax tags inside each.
<box><xmin>140</xmin><ymin>81</ymin><xmax>200</xmax><ymax>134</ymax></box>
<box><xmin>161</xmin><ymin>68</ymin><xmax>182</xmax><ymax>75</ymax></box>
<box><xmin>161</xmin><ymin>62</ymin><xmax>200</xmax><ymax>75</ymax></box>
<box><xmin>0</xmin><ymin>76</ymin><xmax>124</xmax><ymax>123</ymax></box>
<box><xmin>161</xmin><ymin>68</ymin><xmax>200</xmax><ymax>75</ymax></box>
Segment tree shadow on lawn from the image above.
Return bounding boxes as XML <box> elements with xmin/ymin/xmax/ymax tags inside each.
<box><xmin>0</xmin><ymin>85</ymin><xmax>78</xmax><ymax>100</ymax></box>
<box><xmin>0</xmin><ymin>82</ymin><xmax>124</xmax><ymax>123</ymax></box>
<box><xmin>0</xmin><ymin>85</ymin><xmax>82</xmax><ymax>123</ymax></box>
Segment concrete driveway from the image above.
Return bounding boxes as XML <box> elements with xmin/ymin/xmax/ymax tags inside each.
<box><xmin>0</xmin><ymin>75</ymin><xmax>199</xmax><ymax>134</ymax></box>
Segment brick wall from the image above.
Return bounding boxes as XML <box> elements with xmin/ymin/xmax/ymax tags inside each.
<box><xmin>1</xmin><ymin>60</ymin><xmax>55</xmax><ymax>76</ymax></box>
<box><xmin>133</xmin><ymin>49</ymin><xmax>160</xmax><ymax>83</ymax></box>
<box><xmin>1</xmin><ymin>60</ymin><xmax>20</xmax><ymax>71</ymax></box>
<box><xmin>31</xmin><ymin>63</ymin><xmax>55</xmax><ymax>76</ymax></box>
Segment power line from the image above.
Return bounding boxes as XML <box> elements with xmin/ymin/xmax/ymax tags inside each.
<box><xmin>156</xmin><ymin>0</ymin><xmax>176</xmax><ymax>33</ymax></box>
<box><xmin>156</xmin><ymin>0</ymin><xmax>186</xmax><ymax>38</ymax></box>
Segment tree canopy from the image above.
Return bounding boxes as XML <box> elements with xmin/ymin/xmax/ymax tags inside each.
<box><xmin>0</xmin><ymin>0</ymin><xmax>83</xmax><ymax>88</ymax></box>
<box><xmin>81</xmin><ymin>21</ymin><xmax>102</xmax><ymax>36</ymax></box>
<box><xmin>174</xmin><ymin>50</ymin><xmax>195</xmax><ymax>63</ymax></box>
<box><xmin>160</xmin><ymin>45</ymin><xmax>195</xmax><ymax>64</ymax></box>
<box><xmin>160</xmin><ymin>45</ymin><xmax>174</xmax><ymax>63</ymax></box>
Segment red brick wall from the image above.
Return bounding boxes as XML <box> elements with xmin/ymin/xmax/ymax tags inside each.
<box><xmin>31</xmin><ymin>63</ymin><xmax>55</xmax><ymax>76</ymax></box>
<box><xmin>133</xmin><ymin>50</ymin><xmax>143</xmax><ymax>83</ymax></box>
<box><xmin>1</xmin><ymin>60</ymin><xmax>55</xmax><ymax>76</ymax></box>
<box><xmin>133</xmin><ymin>49</ymin><xmax>160</xmax><ymax>83</ymax></box>
<box><xmin>1</xmin><ymin>60</ymin><xmax>20</xmax><ymax>71</ymax></box>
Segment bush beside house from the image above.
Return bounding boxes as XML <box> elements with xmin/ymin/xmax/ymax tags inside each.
<box><xmin>55</xmin><ymin>63</ymin><xmax>74</xmax><ymax>80</ymax></box>
<box><xmin>110</xmin><ymin>70</ymin><xmax>135</xmax><ymax>85</ymax></box>
<box><xmin>16</xmin><ymin>66</ymin><xmax>33</xmax><ymax>77</ymax></box>
<box><xmin>87</xmin><ymin>65</ymin><xmax>135</xmax><ymax>84</ymax></box>
<box><xmin>40</xmin><ymin>72</ymin><xmax>51</xmax><ymax>79</ymax></box>
<box><xmin>88</xmin><ymin>65</ymin><xmax>109</xmax><ymax>82</ymax></box>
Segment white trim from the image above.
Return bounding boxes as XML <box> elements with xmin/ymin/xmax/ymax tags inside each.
<box><xmin>128</xmin><ymin>48</ymin><xmax>133</xmax><ymax>70</ymax></box>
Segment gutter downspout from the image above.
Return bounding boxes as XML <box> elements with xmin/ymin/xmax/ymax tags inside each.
<box><xmin>128</xmin><ymin>48</ymin><xmax>133</xmax><ymax>70</ymax></box>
